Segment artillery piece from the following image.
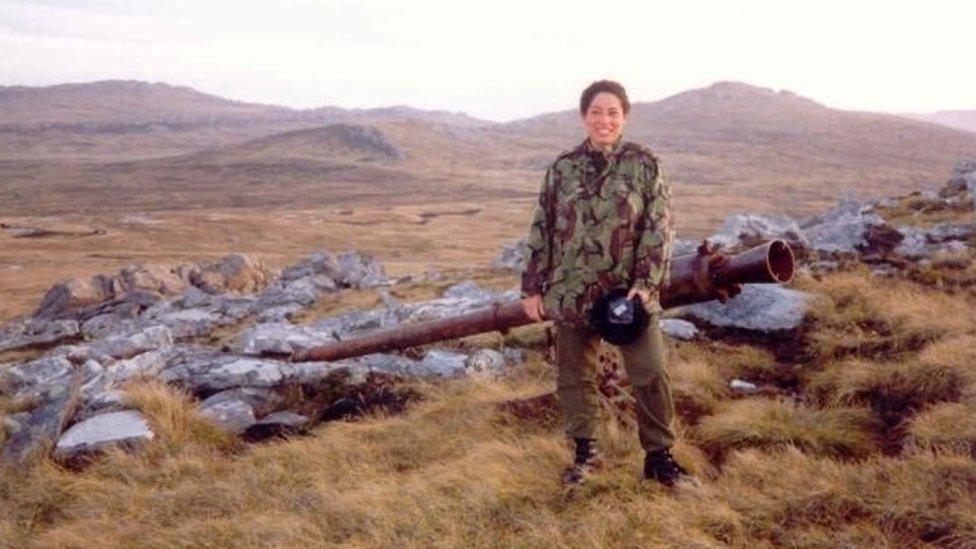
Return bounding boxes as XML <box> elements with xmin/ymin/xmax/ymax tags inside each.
<box><xmin>291</xmin><ymin>240</ymin><xmax>795</xmax><ymax>363</ymax></box>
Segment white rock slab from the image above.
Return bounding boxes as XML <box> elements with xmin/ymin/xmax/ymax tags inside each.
<box><xmin>54</xmin><ymin>410</ymin><xmax>154</xmax><ymax>457</ymax></box>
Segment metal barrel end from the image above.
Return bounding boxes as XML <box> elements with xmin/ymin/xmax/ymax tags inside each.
<box><xmin>767</xmin><ymin>240</ymin><xmax>795</xmax><ymax>283</ymax></box>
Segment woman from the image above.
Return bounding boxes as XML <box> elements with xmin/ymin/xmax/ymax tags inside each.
<box><xmin>520</xmin><ymin>80</ymin><xmax>690</xmax><ymax>487</ymax></box>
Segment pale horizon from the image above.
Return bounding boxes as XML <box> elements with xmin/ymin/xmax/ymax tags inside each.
<box><xmin>2</xmin><ymin>0</ymin><xmax>974</xmax><ymax>122</ymax></box>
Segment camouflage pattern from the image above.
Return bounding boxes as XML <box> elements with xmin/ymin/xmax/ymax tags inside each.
<box><xmin>521</xmin><ymin>138</ymin><xmax>675</xmax><ymax>326</ymax></box>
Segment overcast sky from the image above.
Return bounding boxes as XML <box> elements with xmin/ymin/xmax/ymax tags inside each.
<box><xmin>1</xmin><ymin>0</ymin><xmax>973</xmax><ymax>121</ymax></box>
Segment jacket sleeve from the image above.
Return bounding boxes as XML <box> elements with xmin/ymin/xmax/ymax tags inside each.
<box><xmin>520</xmin><ymin>167</ymin><xmax>556</xmax><ymax>297</ymax></box>
<box><xmin>631</xmin><ymin>157</ymin><xmax>675</xmax><ymax>297</ymax></box>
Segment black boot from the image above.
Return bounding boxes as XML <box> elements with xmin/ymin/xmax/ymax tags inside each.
<box><xmin>562</xmin><ymin>438</ymin><xmax>604</xmax><ymax>486</ymax></box>
<box><xmin>644</xmin><ymin>447</ymin><xmax>692</xmax><ymax>487</ymax></box>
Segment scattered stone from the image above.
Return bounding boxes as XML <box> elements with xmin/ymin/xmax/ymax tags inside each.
<box><xmin>111</xmin><ymin>347</ymin><xmax>177</xmax><ymax>382</ymax></box>
<box><xmin>188</xmin><ymin>358</ymin><xmax>284</xmax><ymax>392</ymax></box>
<box><xmin>54</xmin><ymin>410</ymin><xmax>154</xmax><ymax>458</ymax></box>
<box><xmin>801</xmin><ymin>200</ymin><xmax>898</xmax><ymax>256</ymax></box>
<box><xmin>190</xmin><ymin>254</ymin><xmax>273</xmax><ymax>294</ymax></box>
<box><xmin>682</xmin><ymin>284</ymin><xmax>810</xmax><ymax>332</ymax></box>
<box><xmin>90</xmin><ymin>325</ymin><xmax>174</xmax><ymax>360</ymax></box>
<box><xmin>660</xmin><ymin>318</ymin><xmax>698</xmax><ymax>340</ymax></box>
<box><xmin>199</xmin><ymin>398</ymin><xmax>257</xmax><ymax>434</ymax></box>
<box><xmin>33</xmin><ymin>275</ymin><xmax>121</xmax><ymax>319</ymax></box>
<box><xmin>465</xmin><ymin>349</ymin><xmax>507</xmax><ymax>378</ymax></box>
<box><xmin>74</xmin><ymin>389</ymin><xmax>127</xmax><ymax>422</ymax></box>
<box><xmin>0</xmin><ymin>318</ymin><xmax>80</xmax><ymax>353</ymax></box>
<box><xmin>0</xmin><ymin>355</ymin><xmax>74</xmax><ymax>397</ymax></box>
<box><xmin>729</xmin><ymin>379</ymin><xmax>759</xmax><ymax>394</ymax></box>
<box><xmin>199</xmin><ymin>387</ymin><xmax>279</xmax><ymax>414</ymax></box>
<box><xmin>491</xmin><ymin>240</ymin><xmax>527</xmax><ymax>270</ymax></box>
<box><xmin>237</xmin><ymin>322</ymin><xmax>335</xmax><ymax>357</ymax></box>
<box><xmin>420</xmin><ymin>350</ymin><xmax>469</xmax><ymax>378</ymax></box>
<box><xmin>672</xmin><ymin>238</ymin><xmax>700</xmax><ymax>257</ymax></box>
<box><xmin>243</xmin><ymin>411</ymin><xmax>309</xmax><ymax>441</ymax></box>
<box><xmin>707</xmin><ymin>213</ymin><xmax>808</xmax><ymax>253</ymax></box>
<box><xmin>330</xmin><ymin>251</ymin><xmax>387</xmax><ymax>289</ymax></box>
<box><xmin>3</xmin><ymin>370</ymin><xmax>83</xmax><ymax>463</ymax></box>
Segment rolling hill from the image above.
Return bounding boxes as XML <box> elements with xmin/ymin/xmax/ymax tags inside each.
<box><xmin>1</xmin><ymin>80</ymin><xmax>975</xmax><ymax>220</ymax></box>
<box><xmin>904</xmin><ymin>110</ymin><xmax>976</xmax><ymax>134</ymax></box>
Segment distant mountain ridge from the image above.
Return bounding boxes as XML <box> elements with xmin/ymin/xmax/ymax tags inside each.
<box><xmin>1</xmin><ymin>79</ymin><xmax>974</xmax><ymax>222</ymax></box>
<box><xmin>0</xmin><ymin>80</ymin><xmax>488</xmax><ymax>130</ymax></box>
<box><xmin>903</xmin><ymin>110</ymin><xmax>976</xmax><ymax>134</ymax></box>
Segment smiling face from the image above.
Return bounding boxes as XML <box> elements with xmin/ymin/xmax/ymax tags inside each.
<box><xmin>582</xmin><ymin>92</ymin><xmax>627</xmax><ymax>150</ymax></box>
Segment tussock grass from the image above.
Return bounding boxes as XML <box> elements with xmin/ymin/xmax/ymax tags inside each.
<box><xmin>122</xmin><ymin>380</ymin><xmax>238</xmax><ymax>457</ymax></box>
<box><xmin>686</xmin><ymin>447</ymin><xmax>976</xmax><ymax>547</ymax></box>
<box><xmin>807</xmin><ymin>335</ymin><xmax>976</xmax><ymax>419</ymax></box>
<box><xmin>802</xmin><ymin>271</ymin><xmax>976</xmax><ymax>363</ymax></box>
<box><xmin>2</xmin><ymin>372</ymin><xmax>976</xmax><ymax>546</ymax></box>
<box><xmin>675</xmin><ymin>341</ymin><xmax>784</xmax><ymax>386</ymax></box>
<box><xmin>695</xmin><ymin>399</ymin><xmax>878</xmax><ymax>460</ymax></box>
<box><xmin>669</xmin><ymin>356</ymin><xmax>728</xmax><ymax>423</ymax></box>
<box><xmin>906</xmin><ymin>400</ymin><xmax>976</xmax><ymax>457</ymax></box>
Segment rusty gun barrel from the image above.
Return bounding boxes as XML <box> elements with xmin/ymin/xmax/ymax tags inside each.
<box><xmin>291</xmin><ymin>240</ymin><xmax>795</xmax><ymax>363</ymax></box>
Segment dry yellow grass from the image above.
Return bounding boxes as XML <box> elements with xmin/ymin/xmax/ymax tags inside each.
<box><xmin>906</xmin><ymin>400</ymin><xmax>976</xmax><ymax>457</ymax></box>
<box><xmin>694</xmin><ymin>399</ymin><xmax>879</xmax><ymax>460</ymax></box>
<box><xmin>801</xmin><ymin>270</ymin><xmax>976</xmax><ymax>363</ymax></box>
<box><xmin>4</xmin><ymin>375</ymin><xmax>975</xmax><ymax>547</ymax></box>
<box><xmin>669</xmin><ymin>356</ymin><xmax>729</xmax><ymax>423</ymax></box>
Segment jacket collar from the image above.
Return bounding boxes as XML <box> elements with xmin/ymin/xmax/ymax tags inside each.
<box><xmin>578</xmin><ymin>136</ymin><xmax>625</xmax><ymax>158</ymax></box>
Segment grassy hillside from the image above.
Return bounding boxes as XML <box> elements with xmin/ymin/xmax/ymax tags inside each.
<box><xmin>2</xmin><ymin>246</ymin><xmax>975</xmax><ymax>546</ymax></box>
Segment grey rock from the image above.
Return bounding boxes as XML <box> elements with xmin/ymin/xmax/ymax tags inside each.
<box><xmin>660</xmin><ymin>318</ymin><xmax>698</xmax><ymax>340</ymax></box>
<box><xmin>501</xmin><ymin>348</ymin><xmax>526</xmax><ymax>366</ymax></box>
<box><xmin>337</xmin><ymin>354</ymin><xmax>417</xmax><ymax>379</ymax></box>
<box><xmin>185</xmin><ymin>358</ymin><xmax>284</xmax><ymax>392</ymax></box>
<box><xmin>237</xmin><ymin>322</ymin><xmax>335</xmax><ymax>356</ymax></box>
<box><xmin>154</xmin><ymin>309</ymin><xmax>220</xmax><ymax>338</ymax></box>
<box><xmin>491</xmin><ymin>240</ymin><xmax>527</xmax><ymax>270</ymax></box>
<box><xmin>729</xmin><ymin>379</ymin><xmax>759</xmax><ymax>394</ymax></box>
<box><xmin>0</xmin><ymin>318</ymin><xmax>80</xmax><ymax>353</ymax></box>
<box><xmin>1</xmin><ymin>356</ymin><xmax>73</xmax><ymax>396</ymax></box>
<box><xmin>895</xmin><ymin>223</ymin><xmax>976</xmax><ymax>259</ymax></box>
<box><xmin>177</xmin><ymin>286</ymin><xmax>212</xmax><ymax>309</ymax></box>
<box><xmin>281</xmin><ymin>251</ymin><xmax>341</xmax><ymax>282</ymax></box>
<box><xmin>708</xmin><ymin>213</ymin><xmax>808</xmax><ymax>252</ymax></box>
<box><xmin>682</xmin><ymin>284</ymin><xmax>810</xmax><ymax>332</ymax></box>
<box><xmin>74</xmin><ymin>389</ymin><xmax>127</xmax><ymax>422</ymax></box>
<box><xmin>199</xmin><ymin>398</ymin><xmax>256</xmax><ymax>434</ymax></box>
<box><xmin>335</xmin><ymin>251</ymin><xmax>387</xmax><ymax>289</ymax></box>
<box><xmin>91</xmin><ymin>325</ymin><xmax>173</xmax><ymax>360</ymax></box>
<box><xmin>672</xmin><ymin>238</ymin><xmax>699</xmax><ymax>257</ymax></box>
<box><xmin>254</xmin><ymin>411</ymin><xmax>308</xmax><ymax>428</ymax></box>
<box><xmin>111</xmin><ymin>347</ymin><xmax>177</xmax><ymax>382</ymax></box>
<box><xmin>217</xmin><ymin>296</ymin><xmax>258</xmax><ymax>320</ymax></box>
<box><xmin>465</xmin><ymin>349</ymin><xmax>507</xmax><ymax>378</ymax></box>
<box><xmin>81</xmin><ymin>313</ymin><xmax>139</xmax><ymax>339</ymax></box>
<box><xmin>420</xmin><ymin>350</ymin><xmax>469</xmax><ymax>378</ymax></box>
<box><xmin>801</xmin><ymin>200</ymin><xmax>901</xmax><ymax>256</ymax></box>
<box><xmin>401</xmin><ymin>284</ymin><xmax>518</xmax><ymax>322</ymax></box>
<box><xmin>244</xmin><ymin>411</ymin><xmax>310</xmax><ymax>440</ymax></box>
<box><xmin>3</xmin><ymin>370</ymin><xmax>83</xmax><ymax>463</ymax></box>
<box><xmin>256</xmin><ymin>304</ymin><xmax>305</xmax><ymax>322</ymax></box>
<box><xmin>279</xmin><ymin>361</ymin><xmax>352</xmax><ymax>384</ymax></box>
<box><xmin>1</xmin><ymin>412</ymin><xmax>31</xmax><ymax>437</ymax></box>
<box><xmin>200</xmin><ymin>387</ymin><xmax>278</xmax><ymax>412</ymax></box>
<box><xmin>255</xmin><ymin>277</ymin><xmax>322</xmax><ymax>309</ymax></box>
<box><xmin>54</xmin><ymin>410</ymin><xmax>154</xmax><ymax>458</ymax></box>
<box><xmin>310</xmin><ymin>308</ymin><xmax>394</xmax><ymax>338</ymax></box>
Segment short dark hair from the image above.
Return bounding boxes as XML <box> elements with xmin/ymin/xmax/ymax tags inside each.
<box><xmin>580</xmin><ymin>80</ymin><xmax>630</xmax><ymax>115</ymax></box>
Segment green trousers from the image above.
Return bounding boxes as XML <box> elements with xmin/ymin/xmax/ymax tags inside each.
<box><xmin>555</xmin><ymin>318</ymin><xmax>676</xmax><ymax>452</ymax></box>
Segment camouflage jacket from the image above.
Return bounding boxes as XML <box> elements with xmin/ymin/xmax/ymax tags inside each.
<box><xmin>520</xmin><ymin>138</ymin><xmax>675</xmax><ymax>326</ymax></box>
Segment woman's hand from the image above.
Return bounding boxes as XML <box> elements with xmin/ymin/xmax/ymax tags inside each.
<box><xmin>521</xmin><ymin>295</ymin><xmax>546</xmax><ymax>322</ymax></box>
<box><xmin>627</xmin><ymin>287</ymin><xmax>653</xmax><ymax>307</ymax></box>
